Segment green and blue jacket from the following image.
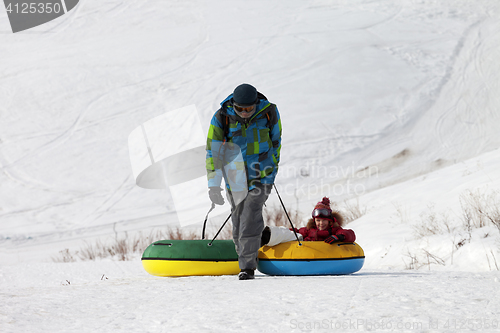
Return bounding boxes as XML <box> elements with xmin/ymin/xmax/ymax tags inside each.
<box><xmin>206</xmin><ymin>93</ymin><xmax>282</xmax><ymax>191</ymax></box>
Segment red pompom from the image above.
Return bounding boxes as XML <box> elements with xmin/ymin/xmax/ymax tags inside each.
<box><xmin>313</xmin><ymin>197</ymin><xmax>332</xmax><ymax>214</ymax></box>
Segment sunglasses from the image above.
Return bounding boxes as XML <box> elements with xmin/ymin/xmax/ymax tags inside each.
<box><xmin>312</xmin><ymin>208</ymin><xmax>332</xmax><ymax>218</ymax></box>
<box><xmin>233</xmin><ymin>103</ymin><xmax>255</xmax><ymax>113</ymax></box>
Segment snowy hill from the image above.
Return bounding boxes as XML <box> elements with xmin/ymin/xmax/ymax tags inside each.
<box><xmin>2</xmin><ymin>0</ymin><xmax>500</xmax><ymax>268</ymax></box>
<box><xmin>1</xmin><ymin>1</ymin><xmax>500</xmax><ymax>331</ymax></box>
<box><xmin>1</xmin><ymin>0</ymin><xmax>500</xmax><ymax>263</ymax></box>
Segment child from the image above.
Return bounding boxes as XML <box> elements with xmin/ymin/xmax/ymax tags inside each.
<box><xmin>261</xmin><ymin>197</ymin><xmax>355</xmax><ymax>246</ymax></box>
<box><xmin>296</xmin><ymin>197</ymin><xmax>356</xmax><ymax>243</ymax></box>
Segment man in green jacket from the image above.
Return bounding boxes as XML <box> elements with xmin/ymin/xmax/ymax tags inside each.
<box><xmin>206</xmin><ymin>83</ymin><xmax>282</xmax><ymax>280</ymax></box>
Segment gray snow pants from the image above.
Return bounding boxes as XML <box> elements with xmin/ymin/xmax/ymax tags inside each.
<box><xmin>230</xmin><ymin>183</ymin><xmax>272</xmax><ymax>270</ymax></box>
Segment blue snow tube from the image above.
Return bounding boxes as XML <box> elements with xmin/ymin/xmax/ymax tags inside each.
<box><xmin>257</xmin><ymin>241</ymin><xmax>365</xmax><ymax>276</ymax></box>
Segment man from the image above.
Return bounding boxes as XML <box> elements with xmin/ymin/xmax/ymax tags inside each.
<box><xmin>206</xmin><ymin>83</ymin><xmax>282</xmax><ymax>280</ymax></box>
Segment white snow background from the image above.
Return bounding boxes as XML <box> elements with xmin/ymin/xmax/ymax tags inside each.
<box><xmin>1</xmin><ymin>0</ymin><xmax>500</xmax><ymax>332</ymax></box>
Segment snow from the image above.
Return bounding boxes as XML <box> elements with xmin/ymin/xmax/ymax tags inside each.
<box><xmin>2</xmin><ymin>262</ymin><xmax>500</xmax><ymax>333</ymax></box>
<box><xmin>1</xmin><ymin>0</ymin><xmax>500</xmax><ymax>332</ymax></box>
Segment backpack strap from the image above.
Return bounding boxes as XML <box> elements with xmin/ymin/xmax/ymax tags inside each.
<box><xmin>263</xmin><ymin>104</ymin><xmax>278</xmax><ymax>129</ymax></box>
<box><xmin>219</xmin><ymin>102</ymin><xmax>277</xmax><ymax>143</ymax></box>
<box><xmin>223</xmin><ymin>113</ymin><xmax>229</xmax><ymax>144</ymax></box>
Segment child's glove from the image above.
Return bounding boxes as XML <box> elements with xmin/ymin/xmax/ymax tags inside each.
<box><xmin>324</xmin><ymin>234</ymin><xmax>345</xmax><ymax>244</ymax></box>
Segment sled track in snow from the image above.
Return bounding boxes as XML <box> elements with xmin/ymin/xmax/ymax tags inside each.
<box><xmin>435</xmin><ymin>17</ymin><xmax>500</xmax><ymax>157</ymax></box>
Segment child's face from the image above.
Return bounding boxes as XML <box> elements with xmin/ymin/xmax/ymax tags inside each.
<box><xmin>315</xmin><ymin>218</ymin><xmax>330</xmax><ymax>231</ymax></box>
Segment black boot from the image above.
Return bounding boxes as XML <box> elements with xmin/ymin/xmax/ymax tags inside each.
<box><xmin>260</xmin><ymin>226</ymin><xmax>271</xmax><ymax>247</ymax></box>
<box><xmin>238</xmin><ymin>269</ymin><xmax>255</xmax><ymax>280</ymax></box>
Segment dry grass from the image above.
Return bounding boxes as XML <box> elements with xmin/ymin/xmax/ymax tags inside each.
<box><xmin>413</xmin><ymin>204</ymin><xmax>454</xmax><ymax>238</ymax></box>
<box><xmin>405</xmin><ymin>188</ymin><xmax>500</xmax><ymax>270</ymax></box>
<box><xmin>341</xmin><ymin>198</ymin><xmax>367</xmax><ymax>223</ymax></box>
<box><xmin>53</xmin><ymin>205</ymin><xmax>300</xmax><ymax>262</ymax></box>
<box><xmin>211</xmin><ymin>204</ymin><xmax>302</xmax><ymax>241</ymax></box>
<box><xmin>403</xmin><ymin>248</ymin><xmax>446</xmax><ymax>270</ymax></box>
<box><xmin>460</xmin><ymin>189</ymin><xmax>500</xmax><ymax>237</ymax></box>
<box><xmin>264</xmin><ymin>204</ymin><xmax>301</xmax><ymax>228</ymax></box>
<box><xmin>52</xmin><ymin>228</ymin><xmax>197</xmax><ymax>263</ymax></box>
<box><xmin>409</xmin><ymin>189</ymin><xmax>500</xmax><ymax>243</ymax></box>
<box><xmin>393</xmin><ymin>202</ymin><xmax>410</xmax><ymax>225</ymax></box>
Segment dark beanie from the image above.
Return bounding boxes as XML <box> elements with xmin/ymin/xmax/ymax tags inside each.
<box><xmin>233</xmin><ymin>84</ymin><xmax>258</xmax><ymax>106</ymax></box>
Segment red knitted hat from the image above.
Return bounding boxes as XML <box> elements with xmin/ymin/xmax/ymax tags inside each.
<box><xmin>312</xmin><ymin>197</ymin><xmax>333</xmax><ymax>221</ymax></box>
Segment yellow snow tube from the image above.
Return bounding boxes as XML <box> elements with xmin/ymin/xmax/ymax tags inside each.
<box><xmin>142</xmin><ymin>259</ymin><xmax>239</xmax><ymax>277</ymax></box>
<box><xmin>141</xmin><ymin>239</ymin><xmax>239</xmax><ymax>277</ymax></box>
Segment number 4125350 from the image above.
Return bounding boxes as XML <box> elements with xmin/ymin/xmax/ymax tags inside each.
<box><xmin>5</xmin><ymin>3</ymin><xmax>63</xmax><ymax>14</ymax></box>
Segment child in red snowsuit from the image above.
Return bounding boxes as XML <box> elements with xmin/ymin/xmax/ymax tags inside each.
<box><xmin>294</xmin><ymin>197</ymin><xmax>356</xmax><ymax>243</ymax></box>
<box><xmin>260</xmin><ymin>197</ymin><xmax>356</xmax><ymax>246</ymax></box>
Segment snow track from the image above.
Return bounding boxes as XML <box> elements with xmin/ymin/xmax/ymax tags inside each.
<box><xmin>1</xmin><ymin>262</ymin><xmax>499</xmax><ymax>333</ymax></box>
<box><xmin>311</xmin><ymin>9</ymin><xmax>500</xmax><ymax>197</ymax></box>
